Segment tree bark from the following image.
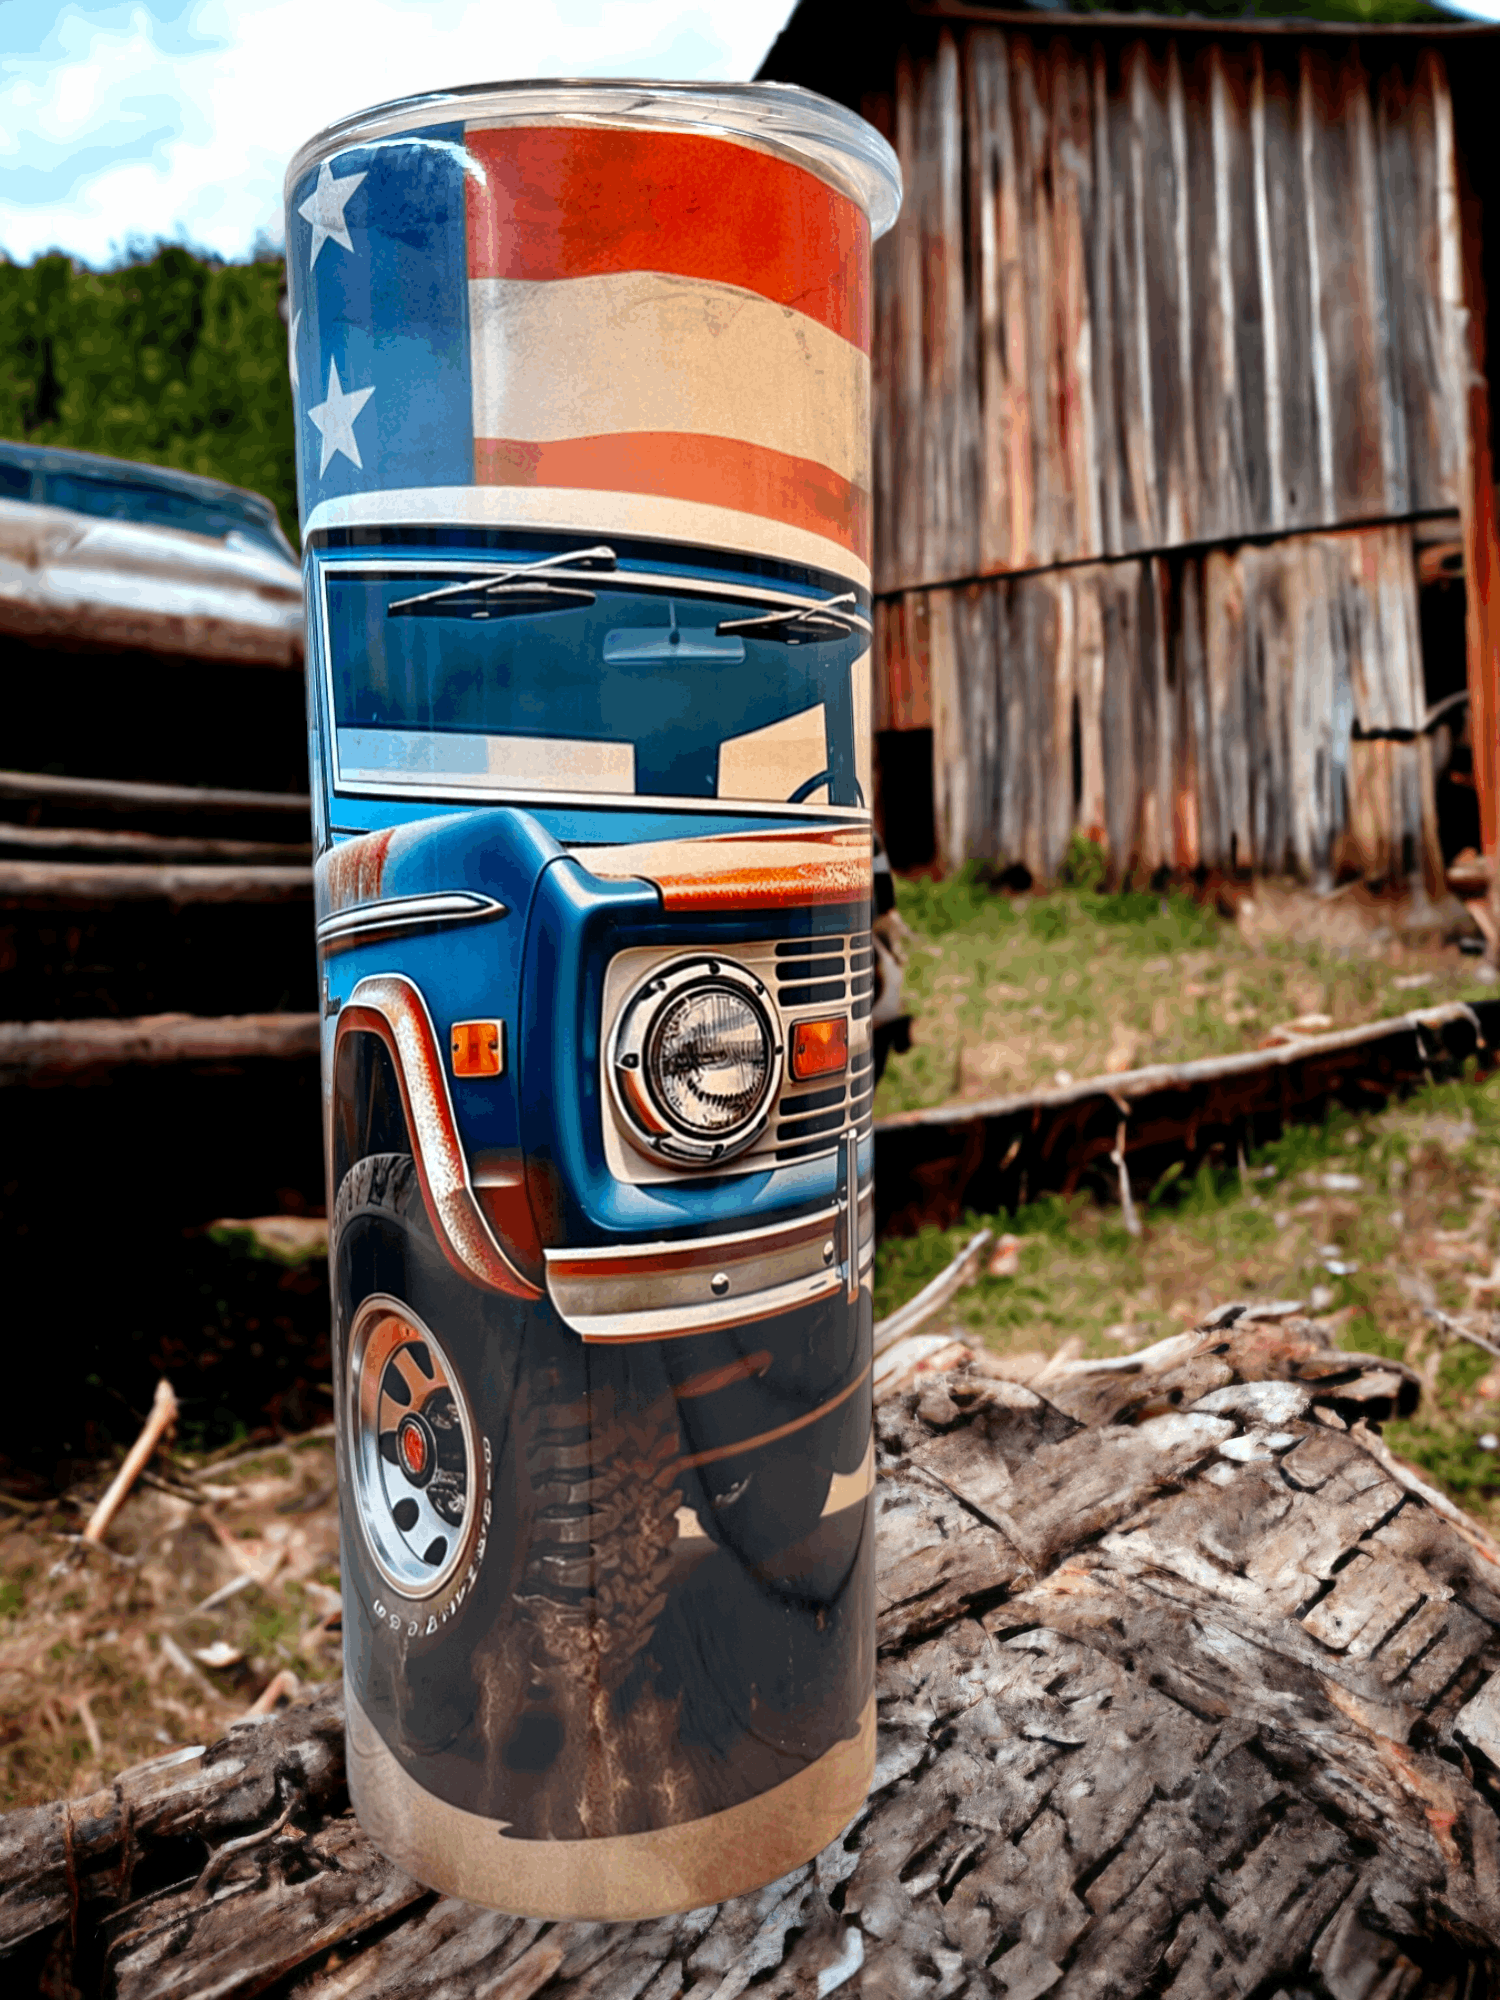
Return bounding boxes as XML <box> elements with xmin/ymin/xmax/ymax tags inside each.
<box><xmin>6</xmin><ymin>1315</ymin><xmax>1500</xmax><ymax>1999</ymax></box>
<box><xmin>0</xmin><ymin>1013</ymin><xmax>321</xmax><ymax>1084</ymax></box>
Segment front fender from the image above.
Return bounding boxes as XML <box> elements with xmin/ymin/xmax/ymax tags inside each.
<box><xmin>333</xmin><ymin>972</ymin><xmax>541</xmax><ymax>1300</ymax></box>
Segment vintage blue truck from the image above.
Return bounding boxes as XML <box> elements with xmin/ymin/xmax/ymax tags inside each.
<box><xmin>313</xmin><ymin>530</ymin><xmax>877</xmax><ymax>1827</ymax></box>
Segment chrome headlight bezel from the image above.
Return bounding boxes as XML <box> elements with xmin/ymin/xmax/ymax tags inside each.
<box><xmin>609</xmin><ymin>954</ymin><xmax>783</xmax><ymax>1167</ymax></box>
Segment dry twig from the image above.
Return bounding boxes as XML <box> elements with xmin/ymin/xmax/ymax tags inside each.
<box><xmin>872</xmin><ymin>1229</ymin><xmax>993</xmax><ymax>1357</ymax></box>
<box><xmin>243</xmin><ymin>1670</ymin><xmax>300</xmax><ymax>1720</ymax></box>
<box><xmin>1425</xmin><ymin>1304</ymin><xmax>1500</xmax><ymax>1364</ymax></box>
<box><xmin>83</xmin><ymin>1379</ymin><xmax>178</xmax><ymax>1545</ymax></box>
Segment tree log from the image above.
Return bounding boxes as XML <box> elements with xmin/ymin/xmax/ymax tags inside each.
<box><xmin>0</xmin><ymin>770</ymin><xmax>311</xmax><ymax>821</ymax></box>
<box><xmin>875</xmin><ymin>1001</ymin><xmax>1498</xmax><ymax>1234</ymax></box>
<box><xmin>0</xmin><ymin>823</ymin><xmax>312</xmax><ymax>865</ymax></box>
<box><xmin>6</xmin><ymin>1316</ymin><xmax>1500</xmax><ymax>1999</ymax></box>
<box><xmin>0</xmin><ymin>860</ymin><xmax>311</xmax><ymax>906</ymax></box>
<box><xmin>0</xmin><ymin>1013</ymin><xmax>321</xmax><ymax>1084</ymax></box>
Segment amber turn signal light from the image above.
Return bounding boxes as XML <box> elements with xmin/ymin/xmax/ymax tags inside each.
<box><xmin>451</xmin><ymin>1019</ymin><xmax>505</xmax><ymax>1077</ymax></box>
<box><xmin>790</xmin><ymin>1016</ymin><xmax>848</xmax><ymax>1081</ymax></box>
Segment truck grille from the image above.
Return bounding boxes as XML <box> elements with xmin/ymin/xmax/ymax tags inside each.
<box><xmin>599</xmin><ymin>925</ymin><xmax>877</xmax><ymax>1185</ymax></box>
<box><xmin>767</xmin><ymin>930</ymin><xmax>875</xmax><ymax>1164</ymax></box>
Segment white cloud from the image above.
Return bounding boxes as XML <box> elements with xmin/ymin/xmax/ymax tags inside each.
<box><xmin>0</xmin><ymin>0</ymin><xmax>797</xmax><ymax>266</ymax></box>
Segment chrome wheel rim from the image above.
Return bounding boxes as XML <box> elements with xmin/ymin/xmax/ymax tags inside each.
<box><xmin>348</xmin><ymin>1296</ymin><xmax>477</xmax><ymax>1599</ymax></box>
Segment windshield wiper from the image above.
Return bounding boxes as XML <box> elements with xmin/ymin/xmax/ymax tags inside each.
<box><xmin>388</xmin><ymin>545</ymin><xmax>616</xmax><ymax>618</ymax></box>
<box><xmin>714</xmin><ymin>592</ymin><xmax>860</xmax><ymax>645</ymax></box>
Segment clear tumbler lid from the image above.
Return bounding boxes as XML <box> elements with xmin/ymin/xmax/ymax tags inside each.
<box><xmin>287</xmin><ymin>78</ymin><xmax>902</xmax><ymax>239</ymax></box>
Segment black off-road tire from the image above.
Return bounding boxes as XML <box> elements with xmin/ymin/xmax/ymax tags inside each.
<box><xmin>333</xmin><ymin>1153</ymin><xmax>521</xmax><ymax>1755</ymax></box>
<box><xmin>336</xmin><ymin>1154</ymin><xmax>689</xmax><ymax>1780</ymax></box>
<box><xmin>517</xmin><ymin>1380</ymin><xmax>683</xmax><ymax>1696</ymax></box>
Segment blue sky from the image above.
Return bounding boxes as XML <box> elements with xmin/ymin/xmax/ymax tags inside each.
<box><xmin>0</xmin><ymin>0</ymin><xmax>799</xmax><ymax>266</ymax></box>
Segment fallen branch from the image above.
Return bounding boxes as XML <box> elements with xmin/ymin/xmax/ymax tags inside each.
<box><xmin>1426</xmin><ymin>1304</ymin><xmax>1500</xmax><ymax>1364</ymax></box>
<box><xmin>186</xmin><ymin>1422</ymin><xmax>336</xmax><ymax>1482</ymax></box>
<box><xmin>872</xmin><ymin>1229</ymin><xmax>993</xmax><ymax>1358</ymax></box>
<box><xmin>83</xmin><ymin>1380</ymin><xmax>178</xmax><ymax>1545</ymax></box>
<box><xmin>157</xmin><ymin>1634</ymin><xmax>220</xmax><ymax>1701</ymax></box>
<box><xmin>879</xmin><ymin>1002</ymin><xmax>1488</xmax><ymax>1129</ymax></box>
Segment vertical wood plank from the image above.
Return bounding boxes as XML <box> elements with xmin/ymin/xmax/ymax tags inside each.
<box><xmin>928</xmin><ymin>588</ymin><xmax>962</xmax><ymax>871</ymax></box>
<box><xmin>1377</xmin><ymin>52</ymin><xmax>1458</xmax><ymax>516</ymax></box>
<box><xmin>1076</xmin><ymin>569</ymin><xmax>1108</xmax><ymax>848</ymax></box>
<box><xmin>968</xmin><ymin>29</ymin><xmax>1010</xmax><ymax>575</ymax></box>
<box><xmin>1300</xmin><ymin>48</ymin><xmax>1338</xmax><ymax>524</ymax></box>
<box><xmin>955</xmin><ymin>579</ymin><xmax>999</xmax><ymax>865</ymax></box>
<box><xmin>1091</xmin><ymin>40</ymin><xmax>1123</xmax><ymax>556</ymax></box>
<box><xmin>996</xmin><ymin>32</ymin><xmax>1034</xmax><ymax>574</ymax></box>
<box><xmin>1305</xmin><ymin>45</ymin><xmax>1386</xmax><ymax>521</ymax></box>
<box><xmin>1048</xmin><ymin>572</ymin><xmax>1078</xmax><ymax>876</ymax></box>
<box><xmin>1223</xmin><ymin>46</ymin><xmax>1270</xmax><ymax>531</ymax></box>
<box><xmin>1146</xmin><ymin>556</ymin><xmax>1175</xmax><ymax>873</ymax></box>
<box><xmin>1101</xmin><ymin>563</ymin><xmax>1142</xmax><ymax>878</ymax></box>
<box><xmin>1125</xmin><ymin>42</ymin><xmax>1160</xmax><ymax>550</ymax></box>
<box><xmin>1251</xmin><ymin>45</ymin><xmax>1286</xmax><ymax>533</ymax></box>
<box><xmin>1051</xmin><ymin>39</ymin><xmax>1101</xmax><ymax>562</ymax></box>
<box><xmin>1352</xmin><ymin>62</ymin><xmax>1409</xmax><ymax>515</ymax></box>
<box><xmin>1008</xmin><ymin>573</ymin><xmax>1032</xmax><ymax>872</ymax></box>
<box><xmin>1263</xmin><ymin>46</ymin><xmax>1318</xmax><ymax>532</ymax></box>
<box><xmin>1197</xmin><ymin>46</ymin><xmax>1249</xmax><ymax>539</ymax></box>
<box><xmin>1176</xmin><ymin>555</ymin><xmax>1209</xmax><ymax>870</ymax></box>
<box><xmin>1167</xmin><ymin>41</ymin><xmax>1201</xmax><ymax>549</ymax></box>
<box><xmin>1013</xmin><ymin>34</ymin><xmax>1057</xmax><ymax>570</ymax></box>
<box><xmin>1205</xmin><ymin>547</ymin><xmax>1250</xmax><ymax>870</ymax></box>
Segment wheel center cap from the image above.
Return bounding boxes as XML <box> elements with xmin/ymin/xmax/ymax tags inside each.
<box><xmin>396</xmin><ymin>1413</ymin><xmax>432</xmax><ymax>1484</ymax></box>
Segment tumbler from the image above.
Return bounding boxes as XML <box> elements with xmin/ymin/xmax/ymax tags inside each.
<box><xmin>285</xmin><ymin>79</ymin><xmax>901</xmax><ymax>1919</ymax></box>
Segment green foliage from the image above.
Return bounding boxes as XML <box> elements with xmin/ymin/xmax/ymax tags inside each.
<box><xmin>891</xmin><ymin>861</ymin><xmax>1006</xmax><ymax>938</ymax></box>
<box><xmin>1058</xmin><ymin>831</ymin><xmax>1108</xmax><ymax>893</ymax></box>
<box><xmin>1065</xmin><ymin>0</ymin><xmax>1460</xmax><ymax>19</ymax></box>
<box><xmin>0</xmin><ymin>245</ymin><xmax>297</xmax><ymax>545</ymax></box>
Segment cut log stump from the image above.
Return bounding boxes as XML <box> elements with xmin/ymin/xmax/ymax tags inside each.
<box><xmin>7</xmin><ymin>1313</ymin><xmax>1500</xmax><ymax>1999</ymax></box>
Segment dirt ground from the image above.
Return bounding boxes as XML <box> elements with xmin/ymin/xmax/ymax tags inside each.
<box><xmin>0</xmin><ymin>1435</ymin><xmax>341</xmax><ymax>1809</ymax></box>
<box><xmin>5</xmin><ymin>873</ymin><xmax>1500</xmax><ymax>1809</ymax></box>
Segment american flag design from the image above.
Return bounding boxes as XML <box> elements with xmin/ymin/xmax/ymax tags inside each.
<box><xmin>287</xmin><ymin>121</ymin><xmax>872</xmax><ymax>581</ymax></box>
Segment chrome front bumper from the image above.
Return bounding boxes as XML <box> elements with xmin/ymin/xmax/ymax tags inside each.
<box><xmin>545</xmin><ymin>1171</ymin><xmax>875</xmax><ymax>1343</ymax></box>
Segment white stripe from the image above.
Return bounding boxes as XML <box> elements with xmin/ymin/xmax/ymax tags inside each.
<box><xmin>301</xmin><ymin>486</ymin><xmax>871</xmax><ymax>591</ymax></box>
<box><xmin>468</xmin><ymin>272</ymin><xmax>870</xmax><ymax>488</ymax></box>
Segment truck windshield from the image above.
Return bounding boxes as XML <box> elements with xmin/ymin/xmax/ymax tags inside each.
<box><xmin>319</xmin><ymin>560</ymin><xmax>870</xmax><ymax>809</ymax></box>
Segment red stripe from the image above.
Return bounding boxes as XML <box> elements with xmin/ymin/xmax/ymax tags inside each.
<box><xmin>464</xmin><ymin>126</ymin><xmax>869</xmax><ymax>353</ymax></box>
<box><xmin>474</xmin><ymin>432</ymin><xmax>870</xmax><ymax>564</ymax></box>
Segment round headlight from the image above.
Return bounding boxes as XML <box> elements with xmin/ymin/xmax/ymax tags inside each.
<box><xmin>650</xmin><ymin>986</ymin><xmax>770</xmax><ymax>1135</ymax></box>
<box><xmin>611</xmin><ymin>956</ymin><xmax>782</xmax><ymax>1165</ymax></box>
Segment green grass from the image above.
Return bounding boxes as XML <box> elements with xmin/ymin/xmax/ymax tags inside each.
<box><xmin>874</xmin><ymin>861</ymin><xmax>1494</xmax><ymax>1118</ymax></box>
<box><xmin>874</xmin><ymin>1068</ymin><xmax>1500</xmax><ymax>1524</ymax></box>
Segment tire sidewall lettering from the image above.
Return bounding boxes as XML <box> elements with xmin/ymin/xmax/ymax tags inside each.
<box><xmin>362</xmin><ymin>1427</ymin><xmax>493</xmax><ymax>1643</ymax></box>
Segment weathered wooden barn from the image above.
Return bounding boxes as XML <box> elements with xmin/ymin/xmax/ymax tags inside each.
<box><xmin>761</xmin><ymin>3</ymin><xmax>1500</xmax><ymax>894</ymax></box>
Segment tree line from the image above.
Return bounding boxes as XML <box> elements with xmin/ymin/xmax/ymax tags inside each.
<box><xmin>0</xmin><ymin>245</ymin><xmax>298</xmax><ymax>544</ymax></box>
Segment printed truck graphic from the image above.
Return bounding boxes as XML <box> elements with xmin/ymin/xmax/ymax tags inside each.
<box><xmin>309</xmin><ymin>539</ymin><xmax>876</xmax><ymax>1846</ymax></box>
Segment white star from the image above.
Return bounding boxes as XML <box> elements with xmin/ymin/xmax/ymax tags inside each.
<box><xmin>298</xmin><ymin>160</ymin><xmax>366</xmax><ymax>270</ymax></box>
<box><xmin>307</xmin><ymin>359</ymin><xmax>374</xmax><ymax>476</ymax></box>
<box><xmin>287</xmin><ymin>309</ymin><xmax>301</xmax><ymax>398</ymax></box>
